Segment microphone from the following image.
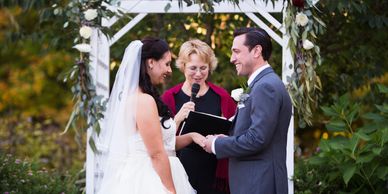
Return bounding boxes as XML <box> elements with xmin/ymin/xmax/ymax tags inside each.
<box><xmin>190</xmin><ymin>83</ymin><xmax>200</xmax><ymax>102</ymax></box>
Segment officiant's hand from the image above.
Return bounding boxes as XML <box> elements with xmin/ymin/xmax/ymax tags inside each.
<box><xmin>174</xmin><ymin>102</ymin><xmax>195</xmax><ymax>126</ymax></box>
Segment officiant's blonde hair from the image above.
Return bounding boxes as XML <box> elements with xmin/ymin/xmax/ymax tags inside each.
<box><xmin>176</xmin><ymin>39</ymin><xmax>218</xmax><ymax>73</ymax></box>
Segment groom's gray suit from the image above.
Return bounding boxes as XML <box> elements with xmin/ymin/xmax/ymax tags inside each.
<box><xmin>215</xmin><ymin>67</ymin><xmax>292</xmax><ymax>194</ymax></box>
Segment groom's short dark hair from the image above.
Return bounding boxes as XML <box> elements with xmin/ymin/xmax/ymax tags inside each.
<box><xmin>234</xmin><ymin>27</ymin><xmax>272</xmax><ymax>61</ymax></box>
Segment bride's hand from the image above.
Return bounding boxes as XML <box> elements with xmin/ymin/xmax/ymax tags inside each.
<box><xmin>162</xmin><ymin>185</ymin><xmax>176</xmax><ymax>194</ymax></box>
<box><xmin>166</xmin><ymin>190</ymin><xmax>176</xmax><ymax>194</ymax></box>
<box><xmin>190</xmin><ymin>132</ymin><xmax>206</xmax><ymax>147</ymax></box>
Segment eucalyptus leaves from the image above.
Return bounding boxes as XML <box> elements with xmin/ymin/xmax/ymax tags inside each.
<box><xmin>285</xmin><ymin>0</ymin><xmax>325</xmax><ymax>127</ymax></box>
<box><xmin>56</xmin><ymin>0</ymin><xmax>113</xmax><ymax>151</ymax></box>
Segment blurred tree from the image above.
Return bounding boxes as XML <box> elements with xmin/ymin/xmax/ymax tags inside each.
<box><xmin>296</xmin><ymin>0</ymin><xmax>388</xmax><ymax>157</ymax></box>
<box><xmin>0</xmin><ymin>1</ymin><xmax>82</xmax><ymax>172</ymax></box>
<box><xmin>318</xmin><ymin>0</ymin><xmax>388</xmax><ymax>104</ymax></box>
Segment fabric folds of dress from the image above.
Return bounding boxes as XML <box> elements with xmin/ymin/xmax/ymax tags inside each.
<box><xmin>97</xmin><ymin>118</ymin><xmax>196</xmax><ymax>194</ymax></box>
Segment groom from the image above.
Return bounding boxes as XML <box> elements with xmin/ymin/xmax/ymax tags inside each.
<box><xmin>203</xmin><ymin>27</ymin><xmax>292</xmax><ymax>194</ymax></box>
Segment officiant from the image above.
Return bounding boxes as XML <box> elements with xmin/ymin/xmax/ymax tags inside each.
<box><xmin>161</xmin><ymin>39</ymin><xmax>236</xmax><ymax>194</ymax></box>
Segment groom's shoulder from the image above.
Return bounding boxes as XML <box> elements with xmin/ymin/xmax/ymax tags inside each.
<box><xmin>258</xmin><ymin>72</ymin><xmax>283</xmax><ymax>85</ymax></box>
<box><xmin>252</xmin><ymin>75</ymin><xmax>284</xmax><ymax>94</ymax></box>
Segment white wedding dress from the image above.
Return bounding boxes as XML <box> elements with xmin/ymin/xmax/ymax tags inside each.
<box><xmin>97</xmin><ymin>118</ymin><xmax>196</xmax><ymax>194</ymax></box>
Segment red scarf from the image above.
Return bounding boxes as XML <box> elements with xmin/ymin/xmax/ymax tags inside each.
<box><xmin>161</xmin><ymin>82</ymin><xmax>236</xmax><ymax>193</ymax></box>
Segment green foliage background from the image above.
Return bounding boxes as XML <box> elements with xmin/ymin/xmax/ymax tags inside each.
<box><xmin>0</xmin><ymin>0</ymin><xmax>387</xmax><ymax>192</ymax></box>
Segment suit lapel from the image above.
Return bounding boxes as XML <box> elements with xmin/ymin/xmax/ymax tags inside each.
<box><xmin>230</xmin><ymin>67</ymin><xmax>274</xmax><ymax>135</ymax></box>
<box><xmin>248</xmin><ymin>67</ymin><xmax>274</xmax><ymax>89</ymax></box>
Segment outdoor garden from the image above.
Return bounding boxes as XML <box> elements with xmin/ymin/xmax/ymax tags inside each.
<box><xmin>0</xmin><ymin>0</ymin><xmax>387</xmax><ymax>193</ymax></box>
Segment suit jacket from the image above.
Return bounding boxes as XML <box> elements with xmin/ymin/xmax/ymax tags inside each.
<box><xmin>215</xmin><ymin>67</ymin><xmax>292</xmax><ymax>194</ymax></box>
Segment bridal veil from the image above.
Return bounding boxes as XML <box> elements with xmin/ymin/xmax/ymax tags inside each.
<box><xmin>95</xmin><ymin>40</ymin><xmax>143</xmax><ymax>193</ymax></box>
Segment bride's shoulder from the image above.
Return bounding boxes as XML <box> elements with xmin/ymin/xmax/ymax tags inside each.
<box><xmin>136</xmin><ymin>93</ymin><xmax>159</xmax><ymax>122</ymax></box>
<box><xmin>137</xmin><ymin>93</ymin><xmax>157</xmax><ymax>108</ymax></box>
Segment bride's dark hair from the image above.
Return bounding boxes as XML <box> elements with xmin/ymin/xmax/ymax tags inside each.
<box><xmin>139</xmin><ymin>37</ymin><xmax>172</xmax><ymax>128</ymax></box>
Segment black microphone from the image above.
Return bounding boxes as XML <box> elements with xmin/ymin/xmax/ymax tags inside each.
<box><xmin>190</xmin><ymin>83</ymin><xmax>200</xmax><ymax>102</ymax></box>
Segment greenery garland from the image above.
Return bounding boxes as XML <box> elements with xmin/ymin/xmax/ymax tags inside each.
<box><xmin>57</xmin><ymin>0</ymin><xmax>325</xmax><ymax>151</ymax></box>
<box><xmin>284</xmin><ymin>0</ymin><xmax>325</xmax><ymax>127</ymax></box>
<box><xmin>54</xmin><ymin>0</ymin><xmax>114</xmax><ymax>151</ymax></box>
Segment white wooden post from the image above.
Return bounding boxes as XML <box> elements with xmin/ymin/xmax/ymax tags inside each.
<box><xmin>282</xmin><ymin>3</ymin><xmax>295</xmax><ymax>193</ymax></box>
<box><xmin>88</xmin><ymin>29</ymin><xmax>110</xmax><ymax>194</ymax></box>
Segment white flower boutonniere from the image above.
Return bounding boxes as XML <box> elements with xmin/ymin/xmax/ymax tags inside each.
<box><xmin>231</xmin><ymin>86</ymin><xmax>250</xmax><ymax>109</ymax></box>
<box><xmin>231</xmin><ymin>88</ymin><xmax>243</xmax><ymax>101</ymax></box>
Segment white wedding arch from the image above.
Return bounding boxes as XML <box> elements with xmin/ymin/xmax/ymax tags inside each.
<box><xmin>87</xmin><ymin>0</ymin><xmax>295</xmax><ymax>193</ymax></box>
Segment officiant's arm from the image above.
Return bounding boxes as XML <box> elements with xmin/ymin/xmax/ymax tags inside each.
<box><xmin>176</xmin><ymin>132</ymin><xmax>205</xmax><ymax>150</ymax></box>
<box><xmin>173</xmin><ymin>102</ymin><xmax>195</xmax><ymax>128</ymax></box>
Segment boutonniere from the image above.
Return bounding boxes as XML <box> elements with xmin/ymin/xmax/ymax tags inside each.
<box><xmin>231</xmin><ymin>83</ymin><xmax>250</xmax><ymax>109</ymax></box>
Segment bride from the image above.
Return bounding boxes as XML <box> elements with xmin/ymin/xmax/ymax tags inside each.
<box><xmin>96</xmin><ymin>38</ymin><xmax>203</xmax><ymax>194</ymax></box>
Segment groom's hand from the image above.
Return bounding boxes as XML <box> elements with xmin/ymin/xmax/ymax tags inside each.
<box><xmin>215</xmin><ymin>134</ymin><xmax>228</xmax><ymax>138</ymax></box>
<box><xmin>203</xmin><ymin>135</ymin><xmax>215</xmax><ymax>153</ymax></box>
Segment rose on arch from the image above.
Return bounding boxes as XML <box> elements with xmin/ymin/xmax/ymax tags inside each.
<box><xmin>303</xmin><ymin>39</ymin><xmax>314</xmax><ymax>50</ymax></box>
<box><xmin>295</xmin><ymin>12</ymin><xmax>308</xmax><ymax>27</ymax></box>
<box><xmin>292</xmin><ymin>0</ymin><xmax>304</xmax><ymax>8</ymax></box>
<box><xmin>79</xmin><ymin>26</ymin><xmax>92</xmax><ymax>39</ymax></box>
<box><xmin>84</xmin><ymin>9</ymin><xmax>98</xmax><ymax>21</ymax></box>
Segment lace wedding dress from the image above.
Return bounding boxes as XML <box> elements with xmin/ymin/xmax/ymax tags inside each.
<box><xmin>97</xmin><ymin>118</ymin><xmax>196</xmax><ymax>194</ymax></box>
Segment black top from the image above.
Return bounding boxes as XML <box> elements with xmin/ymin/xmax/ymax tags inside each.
<box><xmin>174</xmin><ymin>88</ymin><xmax>223</xmax><ymax>194</ymax></box>
<box><xmin>175</xmin><ymin>88</ymin><xmax>221</xmax><ymax>116</ymax></box>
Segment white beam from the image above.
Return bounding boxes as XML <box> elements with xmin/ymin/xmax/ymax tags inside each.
<box><xmin>87</xmin><ymin>29</ymin><xmax>110</xmax><ymax>194</ymax></box>
<box><xmin>117</xmin><ymin>0</ymin><xmax>283</xmax><ymax>13</ymax></box>
<box><xmin>86</xmin><ymin>28</ymin><xmax>98</xmax><ymax>194</ymax></box>
<box><xmin>102</xmin><ymin>15</ymin><xmax>119</xmax><ymax>28</ymax></box>
<box><xmin>282</xmin><ymin>3</ymin><xmax>294</xmax><ymax>194</ymax></box>
<box><xmin>245</xmin><ymin>13</ymin><xmax>283</xmax><ymax>45</ymax></box>
<box><xmin>245</xmin><ymin>1</ymin><xmax>284</xmax><ymax>33</ymax></box>
<box><xmin>109</xmin><ymin>13</ymin><xmax>148</xmax><ymax>46</ymax></box>
<box><xmin>96</xmin><ymin>31</ymin><xmax>110</xmax><ymax>97</ymax></box>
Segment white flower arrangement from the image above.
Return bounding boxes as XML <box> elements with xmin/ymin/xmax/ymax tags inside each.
<box><xmin>79</xmin><ymin>26</ymin><xmax>92</xmax><ymax>39</ymax></box>
<box><xmin>303</xmin><ymin>39</ymin><xmax>314</xmax><ymax>50</ymax></box>
<box><xmin>84</xmin><ymin>9</ymin><xmax>98</xmax><ymax>21</ymax></box>
<box><xmin>73</xmin><ymin>43</ymin><xmax>91</xmax><ymax>53</ymax></box>
<box><xmin>295</xmin><ymin>12</ymin><xmax>309</xmax><ymax>27</ymax></box>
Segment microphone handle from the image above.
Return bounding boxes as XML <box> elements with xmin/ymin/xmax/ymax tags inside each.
<box><xmin>190</xmin><ymin>94</ymin><xmax>197</xmax><ymax>102</ymax></box>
